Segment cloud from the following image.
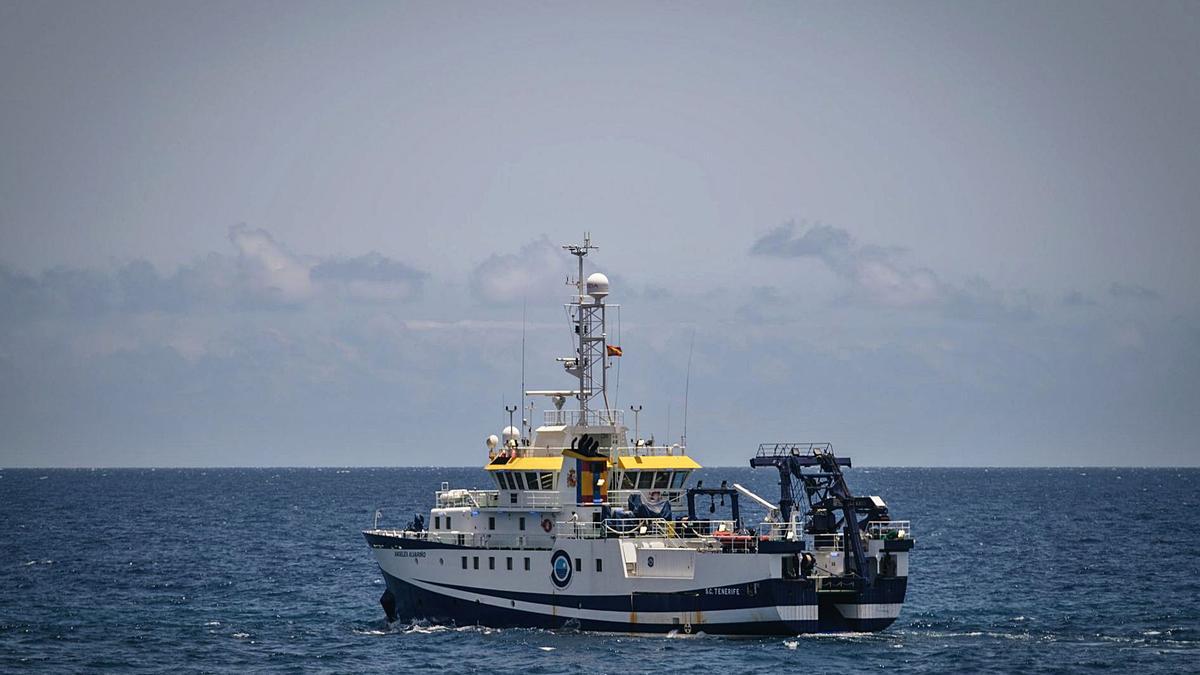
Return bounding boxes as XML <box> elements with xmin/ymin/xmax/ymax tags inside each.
<box><xmin>228</xmin><ymin>224</ymin><xmax>315</xmax><ymax>306</ymax></box>
<box><xmin>469</xmin><ymin>236</ymin><xmax>573</xmax><ymax>305</ymax></box>
<box><xmin>0</xmin><ymin>226</ymin><xmax>427</xmax><ymax>319</ymax></box>
<box><xmin>1061</xmin><ymin>290</ymin><xmax>1096</xmax><ymax>307</ymax></box>
<box><xmin>1109</xmin><ymin>282</ymin><xmax>1161</xmax><ymax>301</ymax></box>
<box><xmin>749</xmin><ymin>221</ymin><xmax>1031</xmax><ymax>319</ymax></box>
<box><xmin>750</xmin><ymin>223</ymin><xmax>856</xmax><ymax>271</ymax></box>
<box><xmin>311</xmin><ymin>252</ymin><xmax>428</xmax><ymax>303</ymax></box>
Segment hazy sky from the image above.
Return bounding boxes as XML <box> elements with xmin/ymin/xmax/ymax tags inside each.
<box><xmin>1</xmin><ymin>1</ymin><xmax>1197</xmax><ymax>467</ymax></box>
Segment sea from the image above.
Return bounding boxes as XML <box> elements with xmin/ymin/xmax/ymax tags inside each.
<box><xmin>2</xmin><ymin>467</ymin><xmax>1197</xmax><ymax>673</ymax></box>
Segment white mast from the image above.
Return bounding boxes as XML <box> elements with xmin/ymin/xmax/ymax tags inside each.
<box><xmin>562</xmin><ymin>233</ymin><xmax>612</xmax><ymax>425</ymax></box>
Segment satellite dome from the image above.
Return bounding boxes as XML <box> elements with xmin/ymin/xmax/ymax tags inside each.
<box><xmin>502</xmin><ymin>426</ymin><xmax>520</xmax><ymax>443</ymax></box>
<box><xmin>486</xmin><ymin>434</ymin><xmax>499</xmax><ymax>450</ymax></box>
<box><xmin>586</xmin><ymin>272</ymin><xmax>610</xmax><ymax>299</ymax></box>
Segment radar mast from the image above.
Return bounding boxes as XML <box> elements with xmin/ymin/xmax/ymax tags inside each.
<box><xmin>562</xmin><ymin>233</ymin><xmax>614</xmax><ymax>424</ymax></box>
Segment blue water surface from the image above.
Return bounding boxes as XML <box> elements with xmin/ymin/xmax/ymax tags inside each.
<box><xmin>2</xmin><ymin>467</ymin><xmax>1197</xmax><ymax>673</ymax></box>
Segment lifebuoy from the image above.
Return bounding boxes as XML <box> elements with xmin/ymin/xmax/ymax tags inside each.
<box><xmin>541</xmin><ymin>518</ymin><xmax>553</xmax><ymax>533</ymax></box>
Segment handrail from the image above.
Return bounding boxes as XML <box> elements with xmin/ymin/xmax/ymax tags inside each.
<box><xmin>812</xmin><ymin>532</ymin><xmax>844</xmax><ymax>551</ymax></box>
<box><xmin>866</xmin><ymin>520</ymin><xmax>912</xmax><ymax>539</ymax></box>
<box><xmin>436</xmin><ymin>488</ymin><xmax>561</xmax><ymax>510</ymax></box>
<box><xmin>608</xmin><ymin>489</ymin><xmax>686</xmax><ymax>509</ymax></box>
<box><xmin>612</xmin><ymin>445</ymin><xmax>687</xmax><ymax>457</ymax></box>
<box><xmin>367</xmin><ymin>528</ymin><xmax>556</xmax><ymax>550</ymax></box>
<box><xmin>481</xmin><ymin>444</ymin><xmax>687</xmax><ymax>459</ymax></box>
<box><xmin>755</xmin><ymin>521</ymin><xmax>796</xmax><ymax>540</ymax></box>
<box><xmin>555</xmin><ymin>518</ymin><xmax>737</xmax><ymax>540</ymax></box>
<box><xmin>543</xmin><ymin>409</ymin><xmax>625</xmax><ymax>426</ymax></box>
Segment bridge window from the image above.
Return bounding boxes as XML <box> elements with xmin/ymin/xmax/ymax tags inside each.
<box><xmin>653</xmin><ymin>472</ymin><xmax>670</xmax><ymax>489</ymax></box>
<box><xmin>620</xmin><ymin>472</ymin><xmax>636</xmax><ymax>489</ymax></box>
<box><xmin>539</xmin><ymin>472</ymin><xmax>555</xmax><ymax>490</ymax></box>
<box><xmin>671</xmin><ymin>471</ymin><xmax>690</xmax><ymax>489</ymax></box>
<box><xmin>511</xmin><ymin>473</ymin><xmax>525</xmax><ymax>490</ymax></box>
<box><xmin>637</xmin><ymin>472</ymin><xmax>654</xmax><ymax>489</ymax></box>
<box><xmin>525</xmin><ymin>472</ymin><xmax>540</xmax><ymax>490</ymax></box>
<box><xmin>495</xmin><ymin>473</ymin><xmax>508</xmax><ymax>490</ymax></box>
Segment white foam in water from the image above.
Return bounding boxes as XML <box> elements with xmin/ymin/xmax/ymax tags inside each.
<box><xmin>538</xmin><ymin>647</ymin><xmax>555</xmax><ymax>651</ymax></box>
<box><xmin>404</xmin><ymin>623</ymin><xmax>452</xmax><ymax>635</ymax></box>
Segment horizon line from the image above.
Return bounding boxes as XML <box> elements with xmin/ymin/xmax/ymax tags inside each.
<box><xmin>2</xmin><ymin>464</ymin><xmax>1196</xmax><ymax>470</ymax></box>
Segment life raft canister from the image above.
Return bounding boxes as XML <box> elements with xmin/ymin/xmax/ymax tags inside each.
<box><xmin>541</xmin><ymin>518</ymin><xmax>553</xmax><ymax>533</ymax></box>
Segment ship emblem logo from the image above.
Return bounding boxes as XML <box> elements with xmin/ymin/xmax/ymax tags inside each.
<box><xmin>550</xmin><ymin>550</ymin><xmax>573</xmax><ymax>588</ymax></box>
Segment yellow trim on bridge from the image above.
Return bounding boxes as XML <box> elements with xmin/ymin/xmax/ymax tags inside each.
<box><xmin>485</xmin><ymin>456</ymin><xmax>565</xmax><ymax>472</ymax></box>
<box><xmin>617</xmin><ymin>455</ymin><xmax>702</xmax><ymax>470</ymax></box>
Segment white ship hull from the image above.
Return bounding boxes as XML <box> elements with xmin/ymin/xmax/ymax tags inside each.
<box><xmin>365</xmin><ymin>531</ymin><xmax>909</xmax><ymax>635</ymax></box>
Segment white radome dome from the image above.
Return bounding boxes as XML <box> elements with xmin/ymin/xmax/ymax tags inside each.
<box><xmin>586</xmin><ymin>272</ymin><xmax>610</xmax><ymax>299</ymax></box>
<box><xmin>502</xmin><ymin>426</ymin><xmax>520</xmax><ymax>443</ymax></box>
<box><xmin>486</xmin><ymin>434</ymin><xmax>499</xmax><ymax>450</ymax></box>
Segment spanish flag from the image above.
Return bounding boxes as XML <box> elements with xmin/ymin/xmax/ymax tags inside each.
<box><xmin>606</xmin><ymin>344</ymin><xmax>623</xmax><ymax>357</ymax></box>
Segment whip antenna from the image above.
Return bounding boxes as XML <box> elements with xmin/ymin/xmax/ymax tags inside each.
<box><xmin>682</xmin><ymin>328</ymin><xmax>694</xmax><ymax>448</ymax></box>
<box><xmin>521</xmin><ymin>298</ymin><xmax>527</xmax><ymax>439</ymax></box>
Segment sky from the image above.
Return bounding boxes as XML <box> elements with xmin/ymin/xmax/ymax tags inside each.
<box><xmin>1</xmin><ymin>1</ymin><xmax>1197</xmax><ymax>467</ymax></box>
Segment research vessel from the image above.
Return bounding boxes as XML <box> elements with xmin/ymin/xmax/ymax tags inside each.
<box><xmin>364</xmin><ymin>234</ymin><xmax>914</xmax><ymax>634</ymax></box>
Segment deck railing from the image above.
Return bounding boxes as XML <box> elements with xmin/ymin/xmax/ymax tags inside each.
<box><xmin>555</xmin><ymin>517</ymin><xmax>737</xmax><ymax>541</ymax></box>
<box><xmin>369</xmin><ymin>529</ymin><xmax>556</xmax><ymax>550</ymax></box>
<box><xmin>612</xmin><ymin>444</ymin><xmax>687</xmax><ymax>457</ymax></box>
<box><xmin>435</xmin><ymin>489</ymin><xmax>561</xmax><ymax>510</ymax></box>
<box><xmin>608</xmin><ymin>489</ymin><xmax>686</xmax><ymax>509</ymax></box>
<box><xmin>812</xmin><ymin>532</ymin><xmax>844</xmax><ymax>551</ymax></box>
<box><xmin>866</xmin><ymin>520</ymin><xmax>912</xmax><ymax>539</ymax></box>
<box><xmin>514</xmin><ymin>490</ymin><xmax>561</xmax><ymax>509</ymax></box>
<box><xmin>755</xmin><ymin>521</ymin><xmax>796</xmax><ymax>540</ymax></box>
<box><xmin>543</xmin><ymin>409</ymin><xmax>624</xmax><ymax>426</ymax></box>
<box><xmin>484</xmin><ymin>444</ymin><xmax>687</xmax><ymax>460</ymax></box>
